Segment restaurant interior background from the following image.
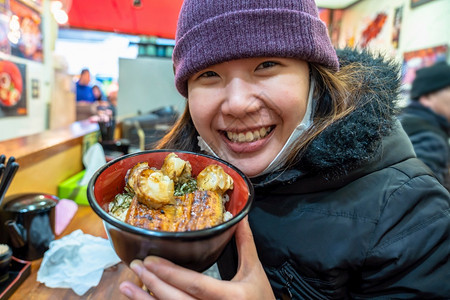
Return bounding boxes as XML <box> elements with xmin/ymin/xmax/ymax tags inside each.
<box><xmin>0</xmin><ymin>0</ymin><xmax>449</xmax><ymax>142</ymax></box>
<box><xmin>0</xmin><ymin>1</ymin><xmax>448</xmax><ymax>297</ymax></box>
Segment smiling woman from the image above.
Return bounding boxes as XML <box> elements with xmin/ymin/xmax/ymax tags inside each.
<box><xmin>117</xmin><ymin>0</ymin><xmax>450</xmax><ymax>299</ymax></box>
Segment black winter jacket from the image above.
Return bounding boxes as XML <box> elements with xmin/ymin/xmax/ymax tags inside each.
<box><xmin>399</xmin><ymin>101</ymin><xmax>450</xmax><ymax>190</ymax></box>
<box><xmin>218</xmin><ymin>49</ymin><xmax>450</xmax><ymax>299</ymax></box>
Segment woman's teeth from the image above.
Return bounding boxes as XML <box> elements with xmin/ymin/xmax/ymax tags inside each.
<box><xmin>226</xmin><ymin>127</ymin><xmax>272</xmax><ymax>143</ymax></box>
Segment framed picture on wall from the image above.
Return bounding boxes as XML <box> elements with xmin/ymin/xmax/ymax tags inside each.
<box><xmin>402</xmin><ymin>44</ymin><xmax>448</xmax><ymax>86</ymax></box>
<box><xmin>9</xmin><ymin>0</ymin><xmax>43</xmax><ymax>62</ymax></box>
<box><xmin>360</xmin><ymin>12</ymin><xmax>388</xmax><ymax>48</ymax></box>
<box><xmin>0</xmin><ymin>60</ymin><xmax>27</xmax><ymax>118</ymax></box>
<box><xmin>391</xmin><ymin>6</ymin><xmax>403</xmax><ymax>49</ymax></box>
<box><xmin>400</xmin><ymin>44</ymin><xmax>448</xmax><ymax>100</ymax></box>
<box><xmin>330</xmin><ymin>9</ymin><xmax>344</xmax><ymax>48</ymax></box>
<box><xmin>411</xmin><ymin>0</ymin><xmax>436</xmax><ymax>8</ymax></box>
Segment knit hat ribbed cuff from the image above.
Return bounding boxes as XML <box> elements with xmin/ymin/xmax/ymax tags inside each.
<box><xmin>173</xmin><ymin>8</ymin><xmax>339</xmax><ymax>97</ymax></box>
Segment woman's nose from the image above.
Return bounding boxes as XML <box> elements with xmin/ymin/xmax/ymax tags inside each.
<box><xmin>221</xmin><ymin>77</ymin><xmax>261</xmax><ymax>117</ymax></box>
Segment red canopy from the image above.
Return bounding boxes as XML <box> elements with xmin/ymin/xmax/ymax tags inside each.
<box><xmin>67</xmin><ymin>0</ymin><xmax>184</xmax><ymax>39</ymax></box>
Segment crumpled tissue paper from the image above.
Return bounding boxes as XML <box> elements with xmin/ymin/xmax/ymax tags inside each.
<box><xmin>37</xmin><ymin>229</ymin><xmax>121</xmax><ymax>296</ymax></box>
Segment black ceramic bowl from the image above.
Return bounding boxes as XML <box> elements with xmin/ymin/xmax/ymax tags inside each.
<box><xmin>87</xmin><ymin>150</ymin><xmax>253</xmax><ymax>272</ymax></box>
<box><xmin>0</xmin><ymin>244</ymin><xmax>12</xmax><ymax>283</ymax></box>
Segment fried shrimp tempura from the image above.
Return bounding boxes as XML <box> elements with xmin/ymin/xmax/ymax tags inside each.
<box><xmin>197</xmin><ymin>165</ymin><xmax>234</xmax><ymax>195</ymax></box>
<box><xmin>134</xmin><ymin>169</ymin><xmax>175</xmax><ymax>209</ymax></box>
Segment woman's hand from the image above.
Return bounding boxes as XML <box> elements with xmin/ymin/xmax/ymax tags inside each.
<box><xmin>119</xmin><ymin>217</ymin><xmax>274</xmax><ymax>299</ymax></box>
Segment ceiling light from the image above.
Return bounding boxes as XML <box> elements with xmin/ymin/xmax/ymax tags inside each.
<box><xmin>51</xmin><ymin>0</ymin><xmax>63</xmax><ymax>10</ymax></box>
<box><xmin>51</xmin><ymin>0</ymin><xmax>71</xmax><ymax>25</ymax></box>
<box><xmin>53</xmin><ymin>9</ymin><xmax>69</xmax><ymax>25</ymax></box>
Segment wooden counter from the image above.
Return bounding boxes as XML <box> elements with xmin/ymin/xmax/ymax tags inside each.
<box><xmin>0</xmin><ymin>120</ymin><xmax>100</xmax><ymax>199</ymax></box>
<box><xmin>8</xmin><ymin>205</ymin><xmax>141</xmax><ymax>299</ymax></box>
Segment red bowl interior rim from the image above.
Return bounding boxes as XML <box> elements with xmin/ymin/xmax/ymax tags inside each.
<box><xmin>87</xmin><ymin>149</ymin><xmax>254</xmax><ymax>239</ymax></box>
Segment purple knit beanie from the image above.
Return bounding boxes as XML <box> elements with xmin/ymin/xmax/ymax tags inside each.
<box><xmin>173</xmin><ymin>0</ymin><xmax>339</xmax><ymax>97</ymax></box>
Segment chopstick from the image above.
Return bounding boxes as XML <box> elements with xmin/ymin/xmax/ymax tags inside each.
<box><xmin>0</xmin><ymin>157</ymin><xmax>19</xmax><ymax>205</ymax></box>
<box><xmin>5</xmin><ymin>156</ymin><xmax>15</xmax><ymax>167</ymax></box>
<box><xmin>0</xmin><ymin>154</ymin><xmax>8</xmax><ymax>189</ymax></box>
<box><xmin>0</xmin><ymin>163</ymin><xmax>5</xmax><ymax>181</ymax></box>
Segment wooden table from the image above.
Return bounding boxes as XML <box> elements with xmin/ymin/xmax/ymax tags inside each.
<box><xmin>0</xmin><ymin>120</ymin><xmax>100</xmax><ymax>198</ymax></box>
<box><xmin>8</xmin><ymin>205</ymin><xmax>141</xmax><ymax>299</ymax></box>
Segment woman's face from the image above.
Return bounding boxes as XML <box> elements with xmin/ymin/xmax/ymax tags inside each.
<box><xmin>188</xmin><ymin>57</ymin><xmax>310</xmax><ymax>177</ymax></box>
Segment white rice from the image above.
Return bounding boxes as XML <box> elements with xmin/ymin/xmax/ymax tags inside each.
<box><xmin>222</xmin><ymin>194</ymin><xmax>233</xmax><ymax>221</ymax></box>
<box><xmin>224</xmin><ymin>211</ymin><xmax>233</xmax><ymax>222</ymax></box>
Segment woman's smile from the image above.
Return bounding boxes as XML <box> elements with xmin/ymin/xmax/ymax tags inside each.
<box><xmin>220</xmin><ymin>125</ymin><xmax>275</xmax><ymax>153</ymax></box>
<box><xmin>223</xmin><ymin>126</ymin><xmax>274</xmax><ymax>143</ymax></box>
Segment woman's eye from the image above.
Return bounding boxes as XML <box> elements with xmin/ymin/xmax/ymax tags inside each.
<box><xmin>199</xmin><ymin>71</ymin><xmax>218</xmax><ymax>78</ymax></box>
<box><xmin>256</xmin><ymin>61</ymin><xmax>278</xmax><ymax>70</ymax></box>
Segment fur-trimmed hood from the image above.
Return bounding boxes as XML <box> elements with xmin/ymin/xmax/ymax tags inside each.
<box><xmin>253</xmin><ymin>48</ymin><xmax>406</xmax><ymax>188</ymax></box>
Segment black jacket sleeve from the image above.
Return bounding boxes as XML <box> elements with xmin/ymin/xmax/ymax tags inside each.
<box><xmin>356</xmin><ymin>174</ymin><xmax>450</xmax><ymax>299</ymax></box>
<box><xmin>216</xmin><ymin>236</ymin><xmax>238</xmax><ymax>280</ymax></box>
<box><xmin>408</xmin><ymin>130</ymin><xmax>449</xmax><ymax>185</ymax></box>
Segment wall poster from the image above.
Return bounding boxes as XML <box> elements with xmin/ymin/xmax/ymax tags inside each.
<box><xmin>400</xmin><ymin>44</ymin><xmax>448</xmax><ymax>101</ymax></box>
<box><xmin>402</xmin><ymin>44</ymin><xmax>448</xmax><ymax>86</ymax></box>
<box><xmin>391</xmin><ymin>6</ymin><xmax>403</xmax><ymax>49</ymax></box>
<box><xmin>9</xmin><ymin>0</ymin><xmax>43</xmax><ymax>62</ymax></box>
<box><xmin>0</xmin><ymin>0</ymin><xmax>10</xmax><ymax>55</ymax></box>
<box><xmin>0</xmin><ymin>60</ymin><xmax>27</xmax><ymax>117</ymax></box>
<box><xmin>360</xmin><ymin>12</ymin><xmax>388</xmax><ymax>48</ymax></box>
<box><xmin>330</xmin><ymin>9</ymin><xmax>344</xmax><ymax>48</ymax></box>
<box><xmin>318</xmin><ymin>8</ymin><xmax>343</xmax><ymax>48</ymax></box>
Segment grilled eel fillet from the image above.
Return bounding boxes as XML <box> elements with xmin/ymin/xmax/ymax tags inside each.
<box><xmin>125</xmin><ymin>190</ymin><xmax>224</xmax><ymax>231</ymax></box>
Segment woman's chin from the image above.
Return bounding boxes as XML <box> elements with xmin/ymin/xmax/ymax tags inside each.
<box><xmin>217</xmin><ymin>148</ymin><xmax>277</xmax><ymax>177</ymax></box>
<box><xmin>213</xmin><ymin>137</ymin><xmax>278</xmax><ymax>177</ymax></box>
<box><xmin>229</xmin><ymin>161</ymin><xmax>268</xmax><ymax>178</ymax></box>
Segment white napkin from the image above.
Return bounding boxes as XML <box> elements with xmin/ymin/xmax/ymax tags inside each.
<box><xmin>37</xmin><ymin>229</ymin><xmax>121</xmax><ymax>296</ymax></box>
<box><xmin>79</xmin><ymin>142</ymin><xmax>107</xmax><ymax>186</ymax></box>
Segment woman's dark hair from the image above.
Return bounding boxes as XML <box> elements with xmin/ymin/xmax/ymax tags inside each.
<box><xmin>156</xmin><ymin>106</ymin><xmax>199</xmax><ymax>151</ymax></box>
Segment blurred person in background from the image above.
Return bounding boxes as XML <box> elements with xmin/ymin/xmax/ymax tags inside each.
<box><xmin>92</xmin><ymin>84</ymin><xmax>105</xmax><ymax>101</ymax></box>
<box><xmin>75</xmin><ymin>68</ymin><xmax>95</xmax><ymax>102</ymax></box>
<box><xmin>106</xmin><ymin>82</ymin><xmax>119</xmax><ymax>117</ymax></box>
<box><xmin>399</xmin><ymin>61</ymin><xmax>450</xmax><ymax>190</ymax></box>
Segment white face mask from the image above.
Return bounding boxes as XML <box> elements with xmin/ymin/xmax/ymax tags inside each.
<box><xmin>198</xmin><ymin>78</ymin><xmax>315</xmax><ymax>177</ymax></box>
